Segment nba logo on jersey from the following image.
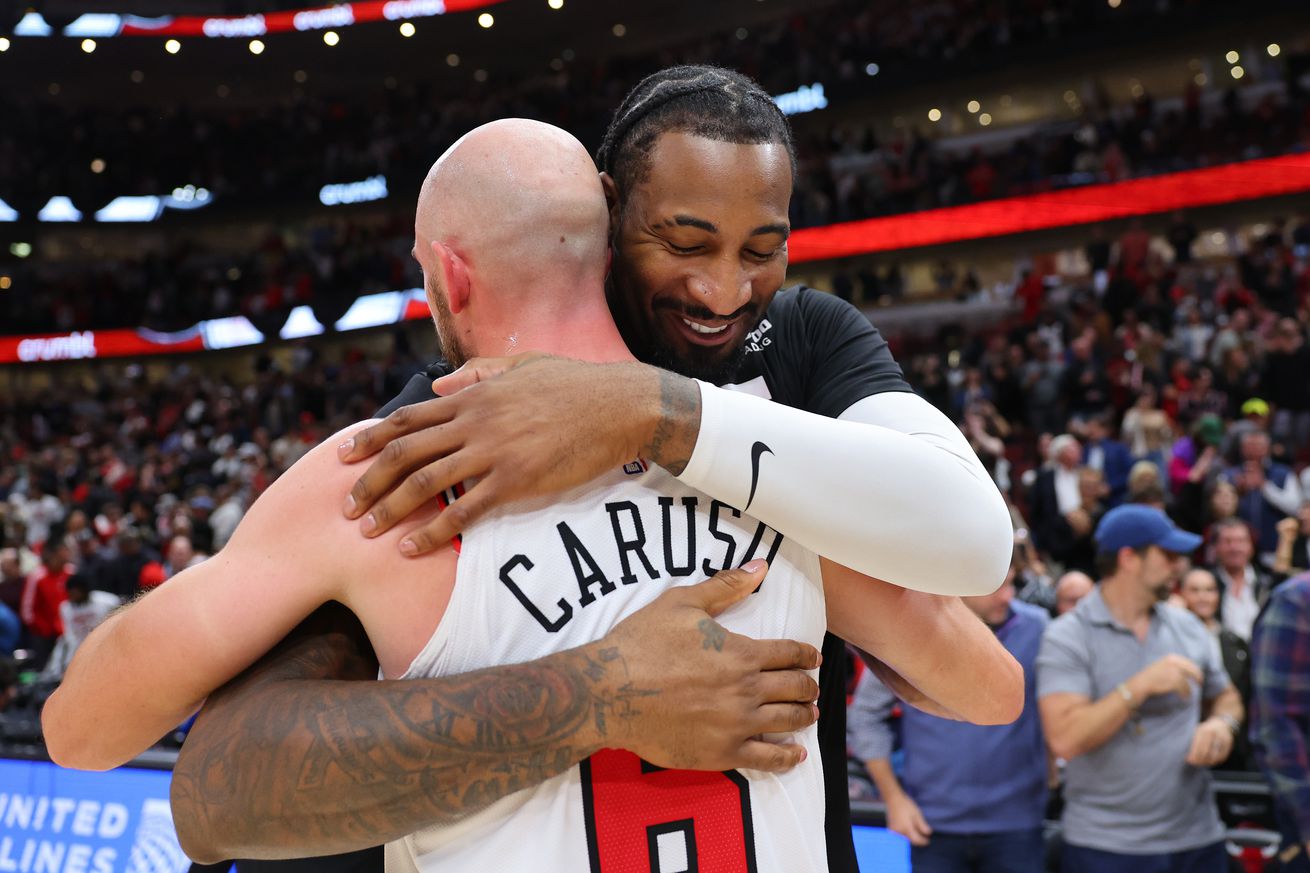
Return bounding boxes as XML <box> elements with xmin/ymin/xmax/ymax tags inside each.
<box><xmin>622</xmin><ymin>460</ymin><xmax>647</xmax><ymax>475</ymax></box>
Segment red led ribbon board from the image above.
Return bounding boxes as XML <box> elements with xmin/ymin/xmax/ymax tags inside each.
<box><xmin>0</xmin><ymin>329</ymin><xmax>207</xmax><ymax>364</ymax></box>
<box><xmin>113</xmin><ymin>0</ymin><xmax>504</xmax><ymax>37</ymax></box>
<box><xmin>7</xmin><ymin>155</ymin><xmax>1310</xmax><ymax>364</ymax></box>
<box><xmin>788</xmin><ymin>153</ymin><xmax>1310</xmax><ymax>263</ymax></box>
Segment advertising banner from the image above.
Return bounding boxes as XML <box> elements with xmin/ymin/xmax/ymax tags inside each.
<box><xmin>0</xmin><ymin>758</ymin><xmax>190</xmax><ymax>873</ymax></box>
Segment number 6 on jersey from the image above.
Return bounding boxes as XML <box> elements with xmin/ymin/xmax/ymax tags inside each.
<box><xmin>581</xmin><ymin>748</ymin><xmax>757</xmax><ymax>873</ymax></box>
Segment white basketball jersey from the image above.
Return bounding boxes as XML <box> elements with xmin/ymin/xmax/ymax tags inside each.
<box><xmin>390</xmin><ymin>462</ymin><xmax>828</xmax><ymax>873</ymax></box>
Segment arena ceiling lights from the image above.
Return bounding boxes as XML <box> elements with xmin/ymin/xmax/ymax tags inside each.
<box><xmin>6</xmin><ymin>187</ymin><xmax>214</xmax><ymax>224</ymax></box>
<box><xmin>11</xmin><ymin>0</ymin><xmax>505</xmax><ymax>38</ymax></box>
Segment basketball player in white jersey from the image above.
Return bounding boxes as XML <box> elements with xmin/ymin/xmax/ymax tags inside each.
<box><xmin>44</xmin><ymin>120</ymin><xmax>1019</xmax><ymax>870</ymax></box>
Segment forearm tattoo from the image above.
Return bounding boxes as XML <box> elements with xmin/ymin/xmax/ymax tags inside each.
<box><xmin>644</xmin><ymin>369</ymin><xmax>702</xmax><ymax>476</ymax></box>
<box><xmin>170</xmin><ymin>605</ymin><xmax>656</xmax><ymax>859</ymax></box>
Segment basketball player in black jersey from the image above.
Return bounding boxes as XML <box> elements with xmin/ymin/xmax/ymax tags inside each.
<box><xmin>176</xmin><ymin>67</ymin><xmax>1019</xmax><ymax>872</ymax></box>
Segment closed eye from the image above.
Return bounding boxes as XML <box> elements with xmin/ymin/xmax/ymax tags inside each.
<box><xmin>668</xmin><ymin>243</ymin><xmax>703</xmax><ymax>255</ymax></box>
<box><xmin>746</xmin><ymin>248</ymin><xmax>781</xmax><ymax>261</ymax></box>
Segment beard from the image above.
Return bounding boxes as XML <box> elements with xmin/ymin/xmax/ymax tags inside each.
<box><xmin>1150</xmin><ymin>578</ymin><xmax>1175</xmax><ymax>603</ymax></box>
<box><xmin>607</xmin><ymin>281</ymin><xmax>764</xmax><ymax>385</ymax></box>
<box><xmin>642</xmin><ymin>330</ymin><xmax>752</xmax><ymax>384</ymax></box>
<box><xmin>429</xmin><ymin>282</ymin><xmax>468</xmax><ymax>369</ymax></box>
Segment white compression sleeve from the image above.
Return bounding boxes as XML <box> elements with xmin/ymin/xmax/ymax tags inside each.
<box><xmin>676</xmin><ymin>383</ymin><xmax>1013</xmax><ymax>596</ymax></box>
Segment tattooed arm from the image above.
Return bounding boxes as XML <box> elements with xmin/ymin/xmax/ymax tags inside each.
<box><xmin>172</xmin><ymin>563</ymin><xmax>821</xmax><ymax>862</ymax></box>
<box><xmin>170</xmin><ymin>603</ymin><xmax>622</xmax><ymax>861</ymax></box>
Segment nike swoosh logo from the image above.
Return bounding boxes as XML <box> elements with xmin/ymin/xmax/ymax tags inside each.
<box><xmin>745</xmin><ymin>441</ymin><xmax>773</xmax><ymax>512</ymax></box>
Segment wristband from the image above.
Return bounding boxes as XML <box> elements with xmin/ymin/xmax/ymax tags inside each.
<box><xmin>1116</xmin><ymin>683</ymin><xmax>1138</xmax><ymax>711</ymax></box>
<box><xmin>1216</xmin><ymin>713</ymin><xmax>1242</xmax><ymax>737</ymax></box>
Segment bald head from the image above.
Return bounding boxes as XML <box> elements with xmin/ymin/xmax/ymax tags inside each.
<box><xmin>1056</xmin><ymin>571</ymin><xmax>1094</xmax><ymax>615</ymax></box>
<box><xmin>416</xmin><ymin>120</ymin><xmax>609</xmax><ymax>324</ymax></box>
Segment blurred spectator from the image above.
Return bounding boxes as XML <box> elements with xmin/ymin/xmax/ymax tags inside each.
<box><xmin>1225</xmin><ymin>398</ymin><xmax>1273</xmax><ymax>462</ymax></box>
<box><xmin>1273</xmin><ymin>510</ymin><xmax>1310</xmax><ymax>578</ymax></box>
<box><xmin>849</xmin><ymin>559</ymin><xmax>1048</xmax><ymax>872</ymax></box>
<box><xmin>19</xmin><ymin>535</ymin><xmax>74</xmax><ymax>669</ymax></box>
<box><xmin>1081</xmin><ymin>412</ymin><xmax>1133</xmax><ymax>507</ymax></box>
<box><xmin>1125</xmin><ymin>461</ymin><xmax>1167</xmax><ymax>510</ymax></box>
<box><xmin>1226</xmin><ymin>430</ymin><xmax>1302</xmax><ymax>557</ymax></box>
<box><xmin>1179</xmin><ymin>568</ymin><xmax>1251</xmax><ymax>703</ymax></box>
<box><xmin>1176</xmin><ymin>366</ymin><xmax>1228</xmax><ymax>425</ymax></box>
<box><xmin>1210</xmin><ymin>518</ymin><xmax>1277</xmax><ymax>642</ymax></box>
<box><xmin>11</xmin><ymin>486</ymin><xmax>65</xmax><ymax>550</ymax></box>
<box><xmin>164</xmin><ymin>535</ymin><xmax>207</xmax><ymax>580</ymax></box>
<box><xmin>0</xmin><ymin>548</ymin><xmax>24</xmax><ymax>618</ymax></box>
<box><xmin>1262</xmin><ymin>318</ymin><xmax>1310</xmax><ymax>456</ymax></box>
<box><xmin>0</xmin><ymin>600</ymin><xmax>18</xmax><ymax>656</ymax></box>
<box><xmin>1167</xmin><ymin>212</ymin><xmax>1199</xmax><ymax>265</ymax></box>
<box><xmin>209</xmin><ymin>485</ymin><xmax>247</xmax><ymax>551</ymax></box>
<box><xmin>98</xmin><ymin>528</ymin><xmax>156</xmax><ymax>601</ymax></box>
<box><xmin>1060</xmin><ymin>331</ymin><xmax>1111</xmax><ymax>419</ymax></box>
<box><xmin>1015</xmin><ymin>529</ymin><xmax>1057</xmax><ymax>614</ymax></box>
<box><xmin>1120</xmin><ymin>386</ymin><xmax>1173</xmax><ymax>473</ymax></box>
<box><xmin>1170</xmin><ymin>415</ymin><xmax>1224</xmax><ymax>523</ymax></box>
<box><xmin>73</xmin><ymin>530</ymin><xmax>109</xmax><ymax>593</ymax></box>
<box><xmin>43</xmin><ymin>574</ymin><xmax>121</xmax><ymax>679</ymax></box>
<box><xmin>1178</xmin><ymin>567</ymin><xmax>1252</xmax><ymax>770</ymax></box>
<box><xmin>1249</xmin><ymin>572</ymin><xmax>1310</xmax><ymax>873</ymax></box>
<box><xmin>1118</xmin><ymin>219</ymin><xmax>1153</xmax><ymax>276</ymax></box>
<box><xmin>1037</xmin><ymin>505</ymin><xmax>1241</xmax><ymax>871</ymax></box>
<box><xmin>0</xmin><ymin>660</ymin><xmax>15</xmax><ymax>713</ymax></box>
<box><xmin>962</xmin><ymin>401</ymin><xmax>1011</xmax><ymax>491</ymax></box>
<box><xmin>1019</xmin><ymin>337</ymin><xmax>1065</xmax><ymax>436</ymax></box>
<box><xmin>1173</xmin><ymin>308</ymin><xmax>1214</xmax><ymax>364</ymax></box>
<box><xmin>1054</xmin><ymin>570</ymin><xmax>1094</xmax><ymax>616</ymax></box>
<box><xmin>1029</xmin><ymin>435</ymin><xmax>1082</xmax><ymax>556</ymax></box>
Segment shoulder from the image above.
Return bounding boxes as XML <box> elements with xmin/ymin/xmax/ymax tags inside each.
<box><xmin>1160</xmin><ymin>602</ymin><xmax>1212</xmax><ymax>639</ymax></box>
<box><xmin>767</xmin><ymin>285</ymin><xmax>879</xmax><ymax>338</ymax></box>
<box><xmin>756</xmin><ymin>285</ymin><xmax>910</xmax><ymax>415</ymax></box>
<box><xmin>1266</xmin><ymin>573</ymin><xmax>1310</xmax><ymax>614</ymax></box>
<box><xmin>231</xmin><ymin>420</ymin><xmax>381</xmax><ymax>542</ymax></box>
<box><xmin>1041</xmin><ymin>608</ymin><xmax>1088</xmax><ymax>651</ymax></box>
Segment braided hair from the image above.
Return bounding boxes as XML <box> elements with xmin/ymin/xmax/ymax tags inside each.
<box><xmin>596</xmin><ymin>65</ymin><xmax>796</xmax><ymax>195</ymax></box>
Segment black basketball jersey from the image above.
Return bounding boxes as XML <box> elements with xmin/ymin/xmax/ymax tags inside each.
<box><xmin>709</xmin><ymin>286</ymin><xmax>911</xmax><ymax>873</ymax></box>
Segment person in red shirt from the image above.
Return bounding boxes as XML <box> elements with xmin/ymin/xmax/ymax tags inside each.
<box><xmin>20</xmin><ymin>537</ymin><xmax>74</xmax><ymax>669</ymax></box>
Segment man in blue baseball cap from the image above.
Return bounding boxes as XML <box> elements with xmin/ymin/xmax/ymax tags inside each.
<box><xmin>1037</xmin><ymin>504</ymin><xmax>1245</xmax><ymax>872</ymax></box>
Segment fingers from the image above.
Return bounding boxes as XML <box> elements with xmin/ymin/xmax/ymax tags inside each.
<box><xmin>731</xmin><ymin>739</ymin><xmax>808</xmax><ymax>774</ymax></box>
<box><xmin>339</xmin><ymin>397</ymin><xmax>455</xmax><ymax>466</ymax></box>
<box><xmin>890</xmin><ymin>803</ymin><xmax>931</xmax><ymax>846</ymax></box>
<box><xmin>752</xmin><ymin>667</ymin><xmax>821</xmax><ymax>705</ymax></box>
<box><xmin>752</xmin><ymin>638</ymin><xmax>822</xmax><ymax>673</ymax></box>
<box><xmin>431</xmin><ymin>352</ymin><xmax>548</xmax><ymax>395</ymax></box>
<box><xmin>908</xmin><ymin>810</ymin><xmax>933</xmax><ymax>846</ymax></box>
<box><xmin>1176</xmin><ymin>658</ymin><xmax>1204</xmax><ymax>684</ymax></box>
<box><xmin>431</xmin><ymin>357</ymin><xmax>517</xmax><ymax>396</ymax></box>
<box><xmin>1185</xmin><ymin>725</ymin><xmax>1228</xmax><ymax>767</ymax></box>
<box><xmin>361</xmin><ymin>449</ymin><xmax>483</xmax><ymax>541</ymax></box>
<box><xmin>398</xmin><ymin>476</ymin><xmax>499</xmax><ymax>556</ymax></box>
<box><xmin>752</xmin><ymin>702</ymin><xmax>821</xmax><ymax>736</ymax></box>
<box><xmin>683</xmin><ymin>560</ymin><xmax>768</xmax><ymax>617</ymax></box>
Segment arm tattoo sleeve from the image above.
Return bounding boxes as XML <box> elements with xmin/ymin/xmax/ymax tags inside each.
<box><xmin>170</xmin><ymin>603</ymin><xmax>655</xmax><ymax>861</ymax></box>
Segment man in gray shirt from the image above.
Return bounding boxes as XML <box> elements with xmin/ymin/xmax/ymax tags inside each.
<box><xmin>1037</xmin><ymin>504</ymin><xmax>1244</xmax><ymax>873</ymax></box>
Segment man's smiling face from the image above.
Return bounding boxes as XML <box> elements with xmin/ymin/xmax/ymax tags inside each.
<box><xmin>607</xmin><ymin>131</ymin><xmax>792</xmax><ymax>383</ymax></box>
